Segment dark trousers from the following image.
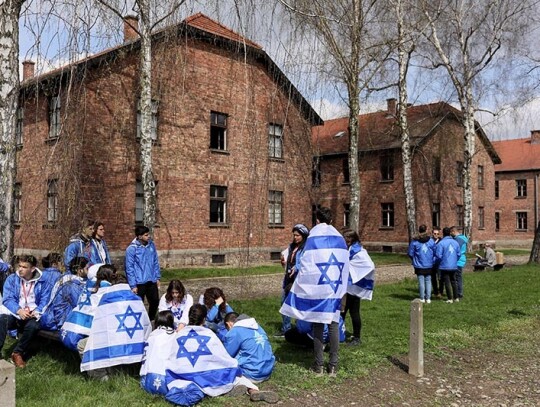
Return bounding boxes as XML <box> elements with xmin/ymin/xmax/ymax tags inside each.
<box><xmin>441</xmin><ymin>270</ymin><xmax>458</xmax><ymax>300</ymax></box>
<box><xmin>431</xmin><ymin>267</ymin><xmax>444</xmax><ymax>296</ymax></box>
<box><xmin>284</xmin><ymin>327</ymin><xmax>314</xmax><ymax>348</ymax></box>
<box><xmin>340</xmin><ymin>294</ymin><xmax>361</xmax><ymax>338</ymax></box>
<box><xmin>0</xmin><ymin>314</ymin><xmax>40</xmax><ymax>355</ymax></box>
<box><xmin>313</xmin><ymin>321</ymin><xmax>339</xmax><ymax>368</ymax></box>
<box><xmin>136</xmin><ymin>281</ymin><xmax>159</xmax><ymax>321</ymax></box>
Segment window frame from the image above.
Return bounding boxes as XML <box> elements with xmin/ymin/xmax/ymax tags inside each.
<box><xmin>342</xmin><ymin>158</ymin><xmax>350</xmax><ymax>184</ymax></box>
<box><xmin>516</xmin><ymin>179</ymin><xmax>527</xmax><ymax>198</ymax></box>
<box><xmin>268</xmin><ymin>190</ymin><xmax>283</xmax><ymax>226</ymax></box>
<box><xmin>432</xmin><ymin>202</ymin><xmax>440</xmax><ymax>228</ymax></box>
<box><xmin>380</xmin><ymin>154</ymin><xmax>394</xmax><ymax>182</ymax></box>
<box><xmin>15</xmin><ymin>107</ymin><xmax>24</xmax><ymax>147</ymax></box>
<box><xmin>477</xmin><ymin>165</ymin><xmax>484</xmax><ymax>189</ymax></box>
<box><xmin>381</xmin><ymin>202</ymin><xmax>395</xmax><ymax>228</ymax></box>
<box><xmin>47</xmin><ymin>179</ymin><xmax>58</xmax><ymax>223</ymax></box>
<box><xmin>495</xmin><ymin>179</ymin><xmax>499</xmax><ymax>199</ymax></box>
<box><xmin>495</xmin><ymin>212</ymin><xmax>500</xmax><ymax>232</ymax></box>
<box><xmin>456</xmin><ymin>205</ymin><xmax>464</xmax><ymax>228</ymax></box>
<box><xmin>135</xmin><ymin>180</ymin><xmax>159</xmax><ymax>225</ymax></box>
<box><xmin>516</xmin><ymin>212</ymin><xmax>528</xmax><ymax>230</ymax></box>
<box><xmin>210</xmin><ymin>111</ymin><xmax>228</xmax><ymax>151</ymax></box>
<box><xmin>268</xmin><ymin>123</ymin><xmax>283</xmax><ymax>159</ymax></box>
<box><xmin>432</xmin><ymin>156</ymin><xmax>441</xmax><ymax>183</ymax></box>
<box><xmin>48</xmin><ymin>95</ymin><xmax>61</xmax><ymax>140</ymax></box>
<box><xmin>478</xmin><ymin>206</ymin><xmax>485</xmax><ymax>229</ymax></box>
<box><xmin>13</xmin><ymin>182</ymin><xmax>22</xmax><ymax>224</ymax></box>
<box><xmin>456</xmin><ymin>161</ymin><xmax>464</xmax><ymax>186</ymax></box>
<box><xmin>343</xmin><ymin>203</ymin><xmax>350</xmax><ymax>227</ymax></box>
<box><xmin>210</xmin><ymin>185</ymin><xmax>227</xmax><ymax>224</ymax></box>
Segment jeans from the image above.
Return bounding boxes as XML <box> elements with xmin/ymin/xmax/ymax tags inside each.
<box><xmin>136</xmin><ymin>281</ymin><xmax>160</xmax><ymax>321</ymax></box>
<box><xmin>417</xmin><ymin>275</ymin><xmax>432</xmax><ymax>300</ymax></box>
<box><xmin>0</xmin><ymin>314</ymin><xmax>40</xmax><ymax>355</ymax></box>
<box><xmin>441</xmin><ymin>270</ymin><xmax>458</xmax><ymax>300</ymax></box>
<box><xmin>456</xmin><ymin>266</ymin><xmax>464</xmax><ymax>298</ymax></box>
<box><xmin>313</xmin><ymin>321</ymin><xmax>339</xmax><ymax>368</ymax></box>
<box><xmin>280</xmin><ymin>291</ymin><xmax>291</xmax><ymax>333</ymax></box>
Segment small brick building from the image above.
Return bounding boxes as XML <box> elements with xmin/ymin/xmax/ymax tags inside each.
<box><xmin>312</xmin><ymin>100</ymin><xmax>501</xmax><ymax>251</ymax></box>
<box><xmin>14</xmin><ymin>14</ymin><xmax>321</xmax><ymax>266</ymax></box>
<box><xmin>492</xmin><ymin>131</ymin><xmax>540</xmax><ymax>247</ymax></box>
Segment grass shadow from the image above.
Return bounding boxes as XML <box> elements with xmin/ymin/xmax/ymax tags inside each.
<box><xmin>387</xmin><ymin>355</ymin><xmax>409</xmax><ymax>373</ymax></box>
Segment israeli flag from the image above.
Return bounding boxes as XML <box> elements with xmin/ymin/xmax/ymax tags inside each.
<box><xmin>347</xmin><ymin>242</ymin><xmax>375</xmax><ymax>300</ymax></box>
<box><xmin>280</xmin><ymin>223</ymin><xmax>349</xmax><ymax>324</ymax></box>
<box><xmin>80</xmin><ymin>284</ymin><xmax>151</xmax><ymax>372</ymax></box>
<box><xmin>166</xmin><ymin>326</ymin><xmax>257</xmax><ymax>399</ymax></box>
<box><xmin>140</xmin><ymin>327</ymin><xmax>177</xmax><ymax>396</ymax></box>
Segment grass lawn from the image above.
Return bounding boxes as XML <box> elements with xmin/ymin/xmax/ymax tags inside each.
<box><xmin>5</xmin><ymin>264</ymin><xmax>539</xmax><ymax>406</ymax></box>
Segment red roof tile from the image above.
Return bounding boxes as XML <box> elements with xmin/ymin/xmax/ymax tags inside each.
<box><xmin>492</xmin><ymin>138</ymin><xmax>540</xmax><ymax>172</ymax></box>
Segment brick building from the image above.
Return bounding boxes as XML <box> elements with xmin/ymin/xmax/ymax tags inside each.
<box><xmin>312</xmin><ymin>100</ymin><xmax>501</xmax><ymax>251</ymax></box>
<box><xmin>14</xmin><ymin>14</ymin><xmax>321</xmax><ymax>266</ymax></box>
<box><xmin>491</xmin><ymin>131</ymin><xmax>540</xmax><ymax>247</ymax></box>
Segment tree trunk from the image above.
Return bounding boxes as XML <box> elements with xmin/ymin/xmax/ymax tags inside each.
<box><xmin>529</xmin><ymin>221</ymin><xmax>540</xmax><ymax>264</ymax></box>
<box><xmin>348</xmin><ymin>90</ymin><xmax>361</xmax><ymax>231</ymax></box>
<box><xmin>0</xmin><ymin>0</ymin><xmax>24</xmax><ymax>260</ymax></box>
<box><xmin>461</xmin><ymin>88</ymin><xmax>476</xmax><ymax>245</ymax></box>
<box><xmin>138</xmin><ymin>1</ymin><xmax>157</xmax><ymax>233</ymax></box>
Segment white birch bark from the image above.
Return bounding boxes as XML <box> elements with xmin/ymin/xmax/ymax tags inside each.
<box><xmin>0</xmin><ymin>0</ymin><xmax>25</xmax><ymax>260</ymax></box>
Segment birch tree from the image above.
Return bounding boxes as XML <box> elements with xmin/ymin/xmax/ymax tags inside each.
<box><xmin>96</xmin><ymin>0</ymin><xmax>185</xmax><ymax>233</ymax></box>
<box><xmin>278</xmin><ymin>0</ymin><xmax>390</xmax><ymax>231</ymax></box>
<box><xmin>0</xmin><ymin>0</ymin><xmax>25</xmax><ymax>260</ymax></box>
<box><xmin>422</xmin><ymin>0</ymin><xmax>534</xmax><ymax>242</ymax></box>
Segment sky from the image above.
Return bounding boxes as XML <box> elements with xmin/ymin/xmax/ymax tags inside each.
<box><xmin>17</xmin><ymin>0</ymin><xmax>540</xmax><ymax>141</ymax></box>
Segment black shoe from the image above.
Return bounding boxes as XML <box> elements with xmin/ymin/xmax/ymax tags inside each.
<box><xmin>327</xmin><ymin>364</ymin><xmax>337</xmax><ymax>377</ymax></box>
<box><xmin>250</xmin><ymin>390</ymin><xmax>280</xmax><ymax>404</ymax></box>
<box><xmin>309</xmin><ymin>364</ymin><xmax>324</xmax><ymax>376</ymax></box>
<box><xmin>348</xmin><ymin>337</ymin><xmax>361</xmax><ymax>346</ymax></box>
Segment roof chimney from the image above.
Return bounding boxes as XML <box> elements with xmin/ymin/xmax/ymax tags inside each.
<box><xmin>123</xmin><ymin>15</ymin><xmax>139</xmax><ymax>43</ymax></box>
<box><xmin>386</xmin><ymin>98</ymin><xmax>397</xmax><ymax>116</ymax></box>
<box><xmin>22</xmin><ymin>60</ymin><xmax>35</xmax><ymax>80</ymax></box>
<box><xmin>531</xmin><ymin>130</ymin><xmax>540</xmax><ymax>144</ymax></box>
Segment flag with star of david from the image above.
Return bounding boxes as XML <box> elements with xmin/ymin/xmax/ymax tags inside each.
<box><xmin>280</xmin><ymin>223</ymin><xmax>349</xmax><ymax>324</ymax></box>
<box><xmin>346</xmin><ymin>242</ymin><xmax>375</xmax><ymax>300</ymax></box>
<box><xmin>80</xmin><ymin>283</ymin><xmax>151</xmax><ymax>372</ymax></box>
<box><xmin>140</xmin><ymin>327</ymin><xmax>177</xmax><ymax>396</ymax></box>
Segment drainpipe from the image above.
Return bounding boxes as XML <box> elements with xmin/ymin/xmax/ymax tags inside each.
<box><xmin>535</xmin><ymin>172</ymin><xmax>539</xmax><ymax>230</ymax></box>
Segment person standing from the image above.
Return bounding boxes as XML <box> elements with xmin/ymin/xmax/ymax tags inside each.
<box><xmin>125</xmin><ymin>225</ymin><xmax>161</xmax><ymax>321</ymax></box>
<box><xmin>408</xmin><ymin>225</ymin><xmax>435</xmax><ymax>303</ymax></box>
<box><xmin>430</xmin><ymin>227</ymin><xmax>444</xmax><ymax>298</ymax></box>
<box><xmin>450</xmin><ymin>226</ymin><xmax>468</xmax><ymax>300</ymax></box>
<box><xmin>90</xmin><ymin>221</ymin><xmax>111</xmax><ymax>265</ymax></box>
<box><xmin>435</xmin><ymin>227</ymin><xmax>461</xmax><ymax>303</ymax></box>
<box><xmin>64</xmin><ymin>221</ymin><xmax>94</xmax><ymax>269</ymax></box>
<box><xmin>280</xmin><ymin>207</ymin><xmax>349</xmax><ymax>376</ymax></box>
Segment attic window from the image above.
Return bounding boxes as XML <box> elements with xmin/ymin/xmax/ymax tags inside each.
<box><xmin>334</xmin><ymin>131</ymin><xmax>346</xmax><ymax>138</ymax></box>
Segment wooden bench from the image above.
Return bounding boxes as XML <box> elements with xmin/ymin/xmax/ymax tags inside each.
<box><xmin>37</xmin><ymin>329</ymin><xmax>61</xmax><ymax>342</ymax></box>
<box><xmin>473</xmin><ymin>262</ymin><xmax>505</xmax><ymax>271</ymax></box>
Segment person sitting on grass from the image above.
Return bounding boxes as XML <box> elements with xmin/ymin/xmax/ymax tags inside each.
<box><xmin>158</xmin><ymin>279</ymin><xmax>193</xmax><ymax>331</ymax></box>
<box><xmin>223</xmin><ymin>312</ymin><xmax>276</xmax><ymax>383</ymax></box>
<box><xmin>202</xmin><ymin>287</ymin><xmax>233</xmax><ymax>340</ymax></box>
<box><xmin>0</xmin><ymin>255</ymin><xmax>47</xmax><ymax>368</ymax></box>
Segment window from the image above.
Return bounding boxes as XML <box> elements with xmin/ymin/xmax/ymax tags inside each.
<box><xmin>516</xmin><ymin>179</ymin><xmax>527</xmax><ymax>197</ymax></box>
<box><xmin>343</xmin><ymin>203</ymin><xmax>350</xmax><ymax>227</ymax></box>
<box><xmin>478</xmin><ymin>165</ymin><xmax>484</xmax><ymax>189</ymax></box>
<box><xmin>432</xmin><ymin>202</ymin><xmax>440</xmax><ymax>228</ymax></box>
<box><xmin>495</xmin><ymin>212</ymin><xmax>500</xmax><ymax>232</ymax></box>
<box><xmin>15</xmin><ymin>107</ymin><xmax>23</xmax><ymax>147</ymax></box>
<box><xmin>135</xmin><ymin>180</ymin><xmax>158</xmax><ymax>224</ymax></box>
<box><xmin>136</xmin><ymin>99</ymin><xmax>159</xmax><ymax>141</ymax></box>
<box><xmin>432</xmin><ymin>156</ymin><xmax>441</xmax><ymax>183</ymax></box>
<box><xmin>495</xmin><ymin>180</ymin><xmax>499</xmax><ymax>199</ymax></box>
<box><xmin>47</xmin><ymin>179</ymin><xmax>58</xmax><ymax>223</ymax></box>
<box><xmin>456</xmin><ymin>161</ymin><xmax>464</xmax><ymax>186</ymax></box>
<box><xmin>211</xmin><ymin>254</ymin><xmax>225</xmax><ymax>264</ymax></box>
<box><xmin>311</xmin><ymin>204</ymin><xmax>321</xmax><ymax>227</ymax></box>
<box><xmin>268</xmin><ymin>190</ymin><xmax>283</xmax><ymax>225</ymax></box>
<box><xmin>13</xmin><ymin>183</ymin><xmax>22</xmax><ymax>224</ymax></box>
<box><xmin>516</xmin><ymin>212</ymin><xmax>527</xmax><ymax>230</ymax></box>
<box><xmin>312</xmin><ymin>157</ymin><xmax>321</xmax><ymax>187</ymax></box>
<box><xmin>342</xmin><ymin>158</ymin><xmax>350</xmax><ymax>184</ymax></box>
<box><xmin>478</xmin><ymin>206</ymin><xmax>485</xmax><ymax>229</ymax></box>
<box><xmin>380</xmin><ymin>154</ymin><xmax>394</xmax><ymax>181</ymax></box>
<box><xmin>456</xmin><ymin>205</ymin><xmax>464</xmax><ymax>228</ymax></box>
<box><xmin>381</xmin><ymin>203</ymin><xmax>394</xmax><ymax>228</ymax></box>
<box><xmin>210</xmin><ymin>185</ymin><xmax>227</xmax><ymax>224</ymax></box>
<box><xmin>268</xmin><ymin>123</ymin><xmax>283</xmax><ymax>158</ymax></box>
<box><xmin>48</xmin><ymin>95</ymin><xmax>61</xmax><ymax>139</ymax></box>
<box><xmin>210</xmin><ymin>112</ymin><xmax>227</xmax><ymax>150</ymax></box>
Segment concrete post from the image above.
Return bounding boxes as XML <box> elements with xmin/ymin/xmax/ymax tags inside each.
<box><xmin>408</xmin><ymin>299</ymin><xmax>424</xmax><ymax>377</ymax></box>
<box><xmin>0</xmin><ymin>359</ymin><xmax>16</xmax><ymax>407</ymax></box>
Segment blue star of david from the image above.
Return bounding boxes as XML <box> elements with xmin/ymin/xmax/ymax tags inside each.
<box><xmin>316</xmin><ymin>253</ymin><xmax>345</xmax><ymax>294</ymax></box>
<box><xmin>176</xmin><ymin>329</ymin><xmax>212</xmax><ymax>367</ymax></box>
<box><xmin>77</xmin><ymin>292</ymin><xmax>92</xmax><ymax>309</ymax></box>
<box><xmin>116</xmin><ymin>305</ymin><xmax>144</xmax><ymax>339</ymax></box>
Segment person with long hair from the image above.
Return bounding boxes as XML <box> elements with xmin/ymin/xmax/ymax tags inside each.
<box><xmin>275</xmin><ymin>224</ymin><xmax>309</xmax><ymax>337</ymax></box>
<box><xmin>90</xmin><ymin>221</ymin><xmax>111</xmax><ymax>265</ymax></box>
<box><xmin>203</xmin><ymin>287</ymin><xmax>233</xmax><ymax>340</ymax></box>
<box><xmin>158</xmin><ymin>279</ymin><xmax>193</xmax><ymax>330</ymax></box>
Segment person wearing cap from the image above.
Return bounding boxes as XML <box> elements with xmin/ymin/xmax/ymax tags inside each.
<box><xmin>274</xmin><ymin>223</ymin><xmax>309</xmax><ymax>337</ymax></box>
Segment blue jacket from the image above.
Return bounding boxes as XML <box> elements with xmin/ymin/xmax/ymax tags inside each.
<box><xmin>223</xmin><ymin>316</ymin><xmax>275</xmax><ymax>382</ymax></box>
<box><xmin>40</xmin><ymin>267</ymin><xmax>62</xmax><ymax>298</ymax></box>
<box><xmin>64</xmin><ymin>234</ymin><xmax>92</xmax><ymax>269</ymax></box>
<box><xmin>434</xmin><ymin>236</ymin><xmax>460</xmax><ymax>271</ymax></box>
<box><xmin>2</xmin><ymin>269</ymin><xmax>48</xmax><ymax>315</ymax></box>
<box><xmin>0</xmin><ymin>258</ymin><xmax>9</xmax><ymax>274</ymax></box>
<box><xmin>125</xmin><ymin>238</ymin><xmax>161</xmax><ymax>288</ymax></box>
<box><xmin>408</xmin><ymin>236</ymin><xmax>435</xmax><ymax>271</ymax></box>
<box><xmin>90</xmin><ymin>238</ymin><xmax>111</xmax><ymax>265</ymax></box>
<box><xmin>454</xmin><ymin>234</ymin><xmax>469</xmax><ymax>268</ymax></box>
<box><xmin>40</xmin><ymin>275</ymin><xmax>85</xmax><ymax>331</ymax></box>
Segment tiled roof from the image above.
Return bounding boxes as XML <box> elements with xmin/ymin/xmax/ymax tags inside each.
<box><xmin>184</xmin><ymin>13</ymin><xmax>262</xmax><ymax>49</ymax></box>
<box><xmin>492</xmin><ymin>137</ymin><xmax>540</xmax><ymax>172</ymax></box>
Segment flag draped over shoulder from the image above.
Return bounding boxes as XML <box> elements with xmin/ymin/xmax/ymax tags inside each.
<box><xmin>280</xmin><ymin>223</ymin><xmax>349</xmax><ymax>324</ymax></box>
<box><xmin>80</xmin><ymin>283</ymin><xmax>151</xmax><ymax>372</ymax></box>
<box><xmin>347</xmin><ymin>242</ymin><xmax>375</xmax><ymax>300</ymax></box>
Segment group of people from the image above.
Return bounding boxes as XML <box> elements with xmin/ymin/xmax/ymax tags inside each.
<box><xmin>408</xmin><ymin>225</ymin><xmax>468</xmax><ymax>304</ymax></box>
<box><xmin>277</xmin><ymin>207</ymin><xmax>376</xmax><ymax>376</ymax></box>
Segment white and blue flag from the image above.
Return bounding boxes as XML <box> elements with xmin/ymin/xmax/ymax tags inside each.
<box><xmin>280</xmin><ymin>223</ymin><xmax>349</xmax><ymax>324</ymax></box>
<box><xmin>347</xmin><ymin>242</ymin><xmax>375</xmax><ymax>300</ymax></box>
<box><xmin>140</xmin><ymin>327</ymin><xmax>177</xmax><ymax>396</ymax></box>
<box><xmin>80</xmin><ymin>283</ymin><xmax>151</xmax><ymax>372</ymax></box>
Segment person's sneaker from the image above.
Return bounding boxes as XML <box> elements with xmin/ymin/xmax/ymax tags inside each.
<box><xmin>227</xmin><ymin>384</ymin><xmax>247</xmax><ymax>397</ymax></box>
<box><xmin>455</xmin><ymin>298</ymin><xmax>460</xmax><ymax>303</ymax></box>
<box><xmin>273</xmin><ymin>331</ymin><xmax>285</xmax><ymax>338</ymax></box>
<box><xmin>309</xmin><ymin>364</ymin><xmax>324</xmax><ymax>376</ymax></box>
<box><xmin>327</xmin><ymin>364</ymin><xmax>338</xmax><ymax>377</ymax></box>
<box><xmin>249</xmin><ymin>390</ymin><xmax>280</xmax><ymax>404</ymax></box>
<box><xmin>419</xmin><ymin>299</ymin><xmax>426</xmax><ymax>303</ymax></box>
<box><xmin>11</xmin><ymin>352</ymin><xmax>26</xmax><ymax>368</ymax></box>
<box><xmin>348</xmin><ymin>337</ymin><xmax>361</xmax><ymax>346</ymax></box>
<box><xmin>426</xmin><ymin>299</ymin><xmax>431</xmax><ymax>304</ymax></box>
<box><xmin>445</xmin><ymin>299</ymin><xmax>453</xmax><ymax>303</ymax></box>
